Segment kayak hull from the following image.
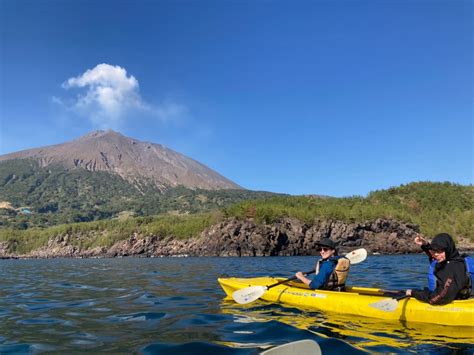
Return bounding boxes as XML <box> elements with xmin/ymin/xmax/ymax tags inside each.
<box><xmin>218</xmin><ymin>277</ymin><xmax>474</xmax><ymax>327</ymax></box>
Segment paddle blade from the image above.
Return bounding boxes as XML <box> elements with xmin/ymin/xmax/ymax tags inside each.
<box><xmin>369</xmin><ymin>298</ymin><xmax>399</xmax><ymax>312</ymax></box>
<box><xmin>260</xmin><ymin>339</ymin><xmax>321</xmax><ymax>355</ymax></box>
<box><xmin>344</xmin><ymin>248</ymin><xmax>367</xmax><ymax>264</ymax></box>
<box><xmin>232</xmin><ymin>286</ymin><xmax>267</xmax><ymax>304</ymax></box>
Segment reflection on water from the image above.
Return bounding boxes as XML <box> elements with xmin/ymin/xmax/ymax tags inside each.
<box><xmin>220</xmin><ymin>299</ymin><xmax>474</xmax><ymax>353</ymax></box>
<box><xmin>0</xmin><ymin>255</ymin><xmax>472</xmax><ymax>354</ymax></box>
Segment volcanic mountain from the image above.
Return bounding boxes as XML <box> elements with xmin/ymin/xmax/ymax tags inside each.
<box><xmin>0</xmin><ymin>130</ymin><xmax>241</xmax><ymax>191</ymax></box>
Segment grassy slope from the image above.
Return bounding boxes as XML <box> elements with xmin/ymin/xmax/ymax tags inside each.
<box><xmin>0</xmin><ymin>159</ymin><xmax>278</xmax><ymax>228</ymax></box>
<box><xmin>225</xmin><ymin>182</ymin><xmax>473</xmax><ymax>240</ymax></box>
<box><xmin>0</xmin><ymin>181</ymin><xmax>472</xmax><ymax>254</ymax></box>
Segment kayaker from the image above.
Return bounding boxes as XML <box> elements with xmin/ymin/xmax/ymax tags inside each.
<box><xmin>405</xmin><ymin>233</ymin><xmax>471</xmax><ymax>305</ymax></box>
<box><xmin>295</xmin><ymin>238</ymin><xmax>349</xmax><ymax>290</ymax></box>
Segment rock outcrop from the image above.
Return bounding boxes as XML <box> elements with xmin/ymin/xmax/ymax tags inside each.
<box><xmin>185</xmin><ymin>217</ymin><xmax>422</xmax><ymax>256</ymax></box>
<box><xmin>3</xmin><ymin>217</ymin><xmax>470</xmax><ymax>259</ymax></box>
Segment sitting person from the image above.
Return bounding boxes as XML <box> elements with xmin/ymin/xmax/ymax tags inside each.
<box><xmin>295</xmin><ymin>238</ymin><xmax>349</xmax><ymax>291</ymax></box>
<box><xmin>406</xmin><ymin>233</ymin><xmax>471</xmax><ymax>305</ymax></box>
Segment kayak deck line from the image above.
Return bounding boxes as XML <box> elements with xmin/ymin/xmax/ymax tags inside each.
<box><xmin>218</xmin><ymin>277</ymin><xmax>474</xmax><ymax>327</ymax></box>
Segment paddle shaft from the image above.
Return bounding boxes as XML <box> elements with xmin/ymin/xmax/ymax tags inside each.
<box><xmin>379</xmin><ymin>289</ymin><xmax>409</xmax><ymax>300</ymax></box>
<box><xmin>394</xmin><ymin>294</ymin><xmax>410</xmax><ymax>301</ymax></box>
<box><xmin>231</xmin><ymin>248</ymin><xmax>367</xmax><ymax>305</ymax></box>
<box><xmin>266</xmin><ymin>269</ymin><xmax>316</xmax><ymax>290</ymax></box>
<box><xmin>266</xmin><ymin>249</ymin><xmax>366</xmax><ymax>290</ymax></box>
<box><xmin>380</xmin><ymin>289</ymin><xmax>404</xmax><ymax>296</ymax></box>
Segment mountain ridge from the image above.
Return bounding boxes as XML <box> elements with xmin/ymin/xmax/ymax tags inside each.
<box><xmin>0</xmin><ymin>130</ymin><xmax>241</xmax><ymax>191</ymax></box>
<box><xmin>0</xmin><ymin>132</ymin><xmax>275</xmax><ymax>228</ymax></box>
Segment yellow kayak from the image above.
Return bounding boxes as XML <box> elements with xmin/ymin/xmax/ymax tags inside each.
<box><xmin>218</xmin><ymin>276</ymin><xmax>474</xmax><ymax>327</ymax></box>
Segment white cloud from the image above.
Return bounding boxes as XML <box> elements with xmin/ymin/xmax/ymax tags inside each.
<box><xmin>57</xmin><ymin>63</ymin><xmax>186</xmax><ymax>129</ymax></box>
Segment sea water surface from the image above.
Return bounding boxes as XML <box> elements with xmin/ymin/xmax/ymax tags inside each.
<box><xmin>0</xmin><ymin>255</ymin><xmax>472</xmax><ymax>354</ymax></box>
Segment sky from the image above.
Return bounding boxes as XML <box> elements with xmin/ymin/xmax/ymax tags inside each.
<box><xmin>0</xmin><ymin>0</ymin><xmax>472</xmax><ymax>197</ymax></box>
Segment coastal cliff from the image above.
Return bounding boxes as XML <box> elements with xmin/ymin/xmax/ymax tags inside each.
<box><xmin>3</xmin><ymin>217</ymin><xmax>471</xmax><ymax>259</ymax></box>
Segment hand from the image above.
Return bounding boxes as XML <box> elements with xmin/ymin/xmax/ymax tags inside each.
<box><xmin>295</xmin><ymin>271</ymin><xmax>311</xmax><ymax>286</ymax></box>
<box><xmin>406</xmin><ymin>289</ymin><xmax>412</xmax><ymax>296</ymax></box>
<box><xmin>414</xmin><ymin>235</ymin><xmax>427</xmax><ymax>246</ymax></box>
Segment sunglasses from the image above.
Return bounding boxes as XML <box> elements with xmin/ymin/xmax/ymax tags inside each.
<box><xmin>318</xmin><ymin>247</ymin><xmax>332</xmax><ymax>252</ymax></box>
<box><xmin>431</xmin><ymin>249</ymin><xmax>445</xmax><ymax>254</ymax></box>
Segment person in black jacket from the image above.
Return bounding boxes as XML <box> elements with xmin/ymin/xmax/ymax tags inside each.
<box><xmin>406</xmin><ymin>233</ymin><xmax>470</xmax><ymax>305</ymax></box>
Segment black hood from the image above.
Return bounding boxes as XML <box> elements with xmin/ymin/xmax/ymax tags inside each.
<box><xmin>429</xmin><ymin>233</ymin><xmax>460</xmax><ymax>261</ymax></box>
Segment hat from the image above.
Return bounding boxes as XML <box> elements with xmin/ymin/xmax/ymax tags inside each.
<box><xmin>317</xmin><ymin>238</ymin><xmax>336</xmax><ymax>249</ymax></box>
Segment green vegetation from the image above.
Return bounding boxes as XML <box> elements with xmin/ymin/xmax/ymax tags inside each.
<box><xmin>0</xmin><ymin>212</ymin><xmax>223</xmax><ymax>254</ymax></box>
<box><xmin>0</xmin><ymin>181</ymin><xmax>472</xmax><ymax>254</ymax></box>
<box><xmin>224</xmin><ymin>182</ymin><xmax>473</xmax><ymax>241</ymax></box>
<box><xmin>0</xmin><ymin>159</ymin><xmax>277</xmax><ymax>228</ymax></box>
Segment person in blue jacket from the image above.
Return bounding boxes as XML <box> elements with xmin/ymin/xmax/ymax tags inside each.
<box><xmin>295</xmin><ymin>238</ymin><xmax>348</xmax><ymax>290</ymax></box>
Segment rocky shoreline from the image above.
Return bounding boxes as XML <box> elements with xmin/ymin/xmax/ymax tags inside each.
<box><xmin>1</xmin><ymin>218</ymin><xmax>473</xmax><ymax>259</ymax></box>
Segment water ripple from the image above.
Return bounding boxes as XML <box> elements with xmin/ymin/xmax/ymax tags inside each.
<box><xmin>0</xmin><ymin>255</ymin><xmax>472</xmax><ymax>353</ymax></box>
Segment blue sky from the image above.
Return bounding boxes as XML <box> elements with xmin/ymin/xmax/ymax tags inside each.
<box><xmin>1</xmin><ymin>0</ymin><xmax>472</xmax><ymax>196</ymax></box>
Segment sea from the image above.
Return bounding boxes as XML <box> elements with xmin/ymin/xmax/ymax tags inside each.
<box><xmin>0</xmin><ymin>255</ymin><xmax>472</xmax><ymax>354</ymax></box>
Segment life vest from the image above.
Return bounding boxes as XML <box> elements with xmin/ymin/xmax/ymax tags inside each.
<box><xmin>465</xmin><ymin>256</ymin><xmax>474</xmax><ymax>294</ymax></box>
<box><xmin>316</xmin><ymin>256</ymin><xmax>350</xmax><ymax>290</ymax></box>
<box><xmin>428</xmin><ymin>256</ymin><xmax>474</xmax><ymax>294</ymax></box>
<box><xmin>427</xmin><ymin>260</ymin><xmax>437</xmax><ymax>292</ymax></box>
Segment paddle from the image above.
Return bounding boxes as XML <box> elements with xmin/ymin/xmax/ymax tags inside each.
<box><xmin>232</xmin><ymin>248</ymin><xmax>368</xmax><ymax>305</ymax></box>
<box><xmin>260</xmin><ymin>339</ymin><xmax>321</xmax><ymax>355</ymax></box>
<box><xmin>369</xmin><ymin>292</ymin><xmax>409</xmax><ymax>312</ymax></box>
